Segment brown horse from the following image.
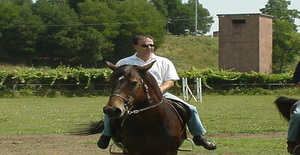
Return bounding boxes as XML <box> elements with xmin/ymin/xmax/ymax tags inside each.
<box><xmin>274</xmin><ymin>96</ymin><xmax>300</xmax><ymax>154</ymax></box>
<box><xmin>75</xmin><ymin>61</ymin><xmax>189</xmax><ymax>155</ymax></box>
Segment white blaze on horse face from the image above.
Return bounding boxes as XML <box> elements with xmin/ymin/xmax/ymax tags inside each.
<box><xmin>118</xmin><ymin>75</ymin><xmax>125</xmax><ymax>81</ymax></box>
<box><xmin>117</xmin><ymin>75</ymin><xmax>125</xmax><ymax>87</ymax></box>
<box><xmin>119</xmin><ymin>76</ymin><xmax>125</xmax><ymax>81</ymax></box>
<box><xmin>115</xmin><ymin>76</ymin><xmax>125</xmax><ymax>88</ymax></box>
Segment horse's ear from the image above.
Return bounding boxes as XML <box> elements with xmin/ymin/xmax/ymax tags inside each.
<box><xmin>139</xmin><ymin>61</ymin><xmax>156</xmax><ymax>73</ymax></box>
<box><xmin>106</xmin><ymin>61</ymin><xmax>117</xmax><ymax>70</ymax></box>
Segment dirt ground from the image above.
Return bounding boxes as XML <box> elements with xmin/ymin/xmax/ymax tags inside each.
<box><xmin>0</xmin><ymin>133</ymin><xmax>286</xmax><ymax>155</ymax></box>
<box><xmin>0</xmin><ymin>134</ymin><xmax>106</xmax><ymax>155</ymax></box>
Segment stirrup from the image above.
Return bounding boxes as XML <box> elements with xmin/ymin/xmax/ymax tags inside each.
<box><xmin>293</xmin><ymin>145</ymin><xmax>300</xmax><ymax>155</ymax></box>
<box><xmin>178</xmin><ymin>138</ymin><xmax>195</xmax><ymax>151</ymax></box>
<box><xmin>109</xmin><ymin>142</ymin><xmax>124</xmax><ymax>155</ymax></box>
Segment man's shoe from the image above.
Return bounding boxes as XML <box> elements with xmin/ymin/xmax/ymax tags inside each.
<box><xmin>287</xmin><ymin>141</ymin><xmax>297</xmax><ymax>154</ymax></box>
<box><xmin>97</xmin><ymin>135</ymin><xmax>111</xmax><ymax>149</ymax></box>
<box><xmin>193</xmin><ymin>136</ymin><xmax>216</xmax><ymax>150</ymax></box>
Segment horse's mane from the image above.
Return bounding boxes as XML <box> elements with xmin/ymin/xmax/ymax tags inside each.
<box><xmin>142</xmin><ymin>71</ymin><xmax>163</xmax><ymax>100</ymax></box>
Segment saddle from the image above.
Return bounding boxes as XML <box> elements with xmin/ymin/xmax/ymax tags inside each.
<box><xmin>165</xmin><ymin>98</ymin><xmax>192</xmax><ymax>125</ymax></box>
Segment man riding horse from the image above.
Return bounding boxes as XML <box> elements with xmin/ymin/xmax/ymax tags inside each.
<box><xmin>97</xmin><ymin>34</ymin><xmax>217</xmax><ymax>151</ymax></box>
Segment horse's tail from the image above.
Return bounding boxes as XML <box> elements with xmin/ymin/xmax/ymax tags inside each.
<box><xmin>274</xmin><ymin>96</ymin><xmax>299</xmax><ymax>122</ymax></box>
<box><xmin>71</xmin><ymin>120</ymin><xmax>104</xmax><ymax>135</ymax></box>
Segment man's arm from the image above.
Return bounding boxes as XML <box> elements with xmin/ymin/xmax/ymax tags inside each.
<box><xmin>159</xmin><ymin>80</ymin><xmax>174</xmax><ymax>93</ymax></box>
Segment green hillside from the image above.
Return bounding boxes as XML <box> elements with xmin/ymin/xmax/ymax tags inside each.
<box><xmin>156</xmin><ymin>35</ymin><xmax>299</xmax><ymax>73</ymax></box>
<box><xmin>155</xmin><ymin>35</ymin><xmax>219</xmax><ymax>72</ymax></box>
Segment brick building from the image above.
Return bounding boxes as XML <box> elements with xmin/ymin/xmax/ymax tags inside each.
<box><xmin>218</xmin><ymin>13</ymin><xmax>273</xmax><ymax>73</ymax></box>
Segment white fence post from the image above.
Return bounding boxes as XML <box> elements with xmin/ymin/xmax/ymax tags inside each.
<box><xmin>182</xmin><ymin>78</ymin><xmax>187</xmax><ymax>101</ymax></box>
<box><xmin>196</xmin><ymin>78</ymin><xmax>202</xmax><ymax>102</ymax></box>
<box><xmin>182</xmin><ymin>78</ymin><xmax>202</xmax><ymax>103</ymax></box>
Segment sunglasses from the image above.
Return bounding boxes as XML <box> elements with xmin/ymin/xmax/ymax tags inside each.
<box><xmin>140</xmin><ymin>44</ymin><xmax>155</xmax><ymax>47</ymax></box>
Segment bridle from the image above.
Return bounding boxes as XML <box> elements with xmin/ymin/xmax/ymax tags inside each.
<box><xmin>110</xmin><ymin>78</ymin><xmax>163</xmax><ymax>115</ymax></box>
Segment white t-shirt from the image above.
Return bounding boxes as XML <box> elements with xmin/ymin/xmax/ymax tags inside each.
<box><xmin>116</xmin><ymin>53</ymin><xmax>180</xmax><ymax>86</ymax></box>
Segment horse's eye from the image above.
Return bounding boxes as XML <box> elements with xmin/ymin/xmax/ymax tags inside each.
<box><xmin>131</xmin><ymin>81</ymin><xmax>138</xmax><ymax>86</ymax></box>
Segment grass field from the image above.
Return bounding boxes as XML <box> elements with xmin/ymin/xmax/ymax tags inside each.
<box><xmin>0</xmin><ymin>95</ymin><xmax>295</xmax><ymax>154</ymax></box>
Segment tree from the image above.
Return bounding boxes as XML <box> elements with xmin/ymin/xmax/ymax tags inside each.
<box><xmin>77</xmin><ymin>0</ymin><xmax>120</xmax><ymax>67</ymax></box>
<box><xmin>67</xmin><ymin>0</ymin><xmax>85</xmax><ymax>13</ymax></box>
<box><xmin>0</xmin><ymin>0</ymin><xmax>171</xmax><ymax>67</ymax></box>
<box><xmin>0</xmin><ymin>1</ymin><xmax>44</xmax><ymax>65</ymax></box>
<box><xmin>11</xmin><ymin>0</ymin><xmax>33</xmax><ymax>6</ymax></box>
<box><xmin>151</xmin><ymin>0</ymin><xmax>168</xmax><ymax>17</ymax></box>
<box><xmin>31</xmin><ymin>0</ymin><xmax>83</xmax><ymax>66</ymax></box>
<box><xmin>165</xmin><ymin>0</ymin><xmax>213</xmax><ymax>35</ymax></box>
<box><xmin>75</xmin><ymin>28</ymin><xmax>107</xmax><ymax>67</ymax></box>
<box><xmin>111</xmin><ymin>0</ymin><xmax>166</xmax><ymax>62</ymax></box>
<box><xmin>260</xmin><ymin>0</ymin><xmax>300</xmax><ymax>73</ymax></box>
<box><xmin>191</xmin><ymin>1</ymin><xmax>213</xmax><ymax>35</ymax></box>
<box><xmin>167</xmin><ymin>2</ymin><xmax>193</xmax><ymax>35</ymax></box>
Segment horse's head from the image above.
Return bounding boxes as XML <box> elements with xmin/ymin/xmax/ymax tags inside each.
<box><xmin>103</xmin><ymin>61</ymin><xmax>157</xmax><ymax>118</ymax></box>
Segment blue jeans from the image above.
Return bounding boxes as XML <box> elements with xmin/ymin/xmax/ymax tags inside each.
<box><xmin>288</xmin><ymin>101</ymin><xmax>300</xmax><ymax>141</ymax></box>
<box><xmin>102</xmin><ymin>92</ymin><xmax>207</xmax><ymax>136</ymax></box>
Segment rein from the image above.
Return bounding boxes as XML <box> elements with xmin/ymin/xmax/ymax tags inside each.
<box><xmin>121</xmin><ymin>99</ymin><xmax>163</xmax><ymax>127</ymax></box>
<box><xmin>127</xmin><ymin>99</ymin><xmax>163</xmax><ymax>115</ymax></box>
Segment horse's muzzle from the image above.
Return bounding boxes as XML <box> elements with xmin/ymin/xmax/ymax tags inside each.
<box><xmin>103</xmin><ymin>106</ymin><xmax>124</xmax><ymax>118</ymax></box>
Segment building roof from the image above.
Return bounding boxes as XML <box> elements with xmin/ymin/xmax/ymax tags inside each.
<box><xmin>217</xmin><ymin>13</ymin><xmax>273</xmax><ymax>18</ymax></box>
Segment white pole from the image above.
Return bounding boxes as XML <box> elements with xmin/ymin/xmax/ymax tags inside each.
<box><xmin>196</xmin><ymin>78</ymin><xmax>202</xmax><ymax>102</ymax></box>
<box><xmin>184</xmin><ymin>78</ymin><xmax>189</xmax><ymax>100</ymax></box>
<box><xmin>195</xmin><ymin>0</ymin><xmax>198</xmax><ymax>35</ymax></box>
<box><xmin>182</xmin><ymin>78</ymin><xmax>187</xmax><ymax>101</ymax></box>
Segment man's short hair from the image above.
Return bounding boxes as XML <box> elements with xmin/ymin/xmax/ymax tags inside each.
<box><xmin>132</xmin><ymin>34</ymin><xmax>154</xmax><ymax>45</ymax></box>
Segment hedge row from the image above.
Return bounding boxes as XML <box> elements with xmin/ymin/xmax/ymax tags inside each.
<box><xmin>0</xmin><ymin>66</ymin><xmax>111</xmax><ymax>88</ymax></box>
<box><xmin>178</xmin><ymin>67</ymin><xmax>294</xmax><ymax>89</ymax></box>
<box><xmin>0</xmin><ymin>66</ymin><xmax>294</xmax><ymax>91</ymax></box>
